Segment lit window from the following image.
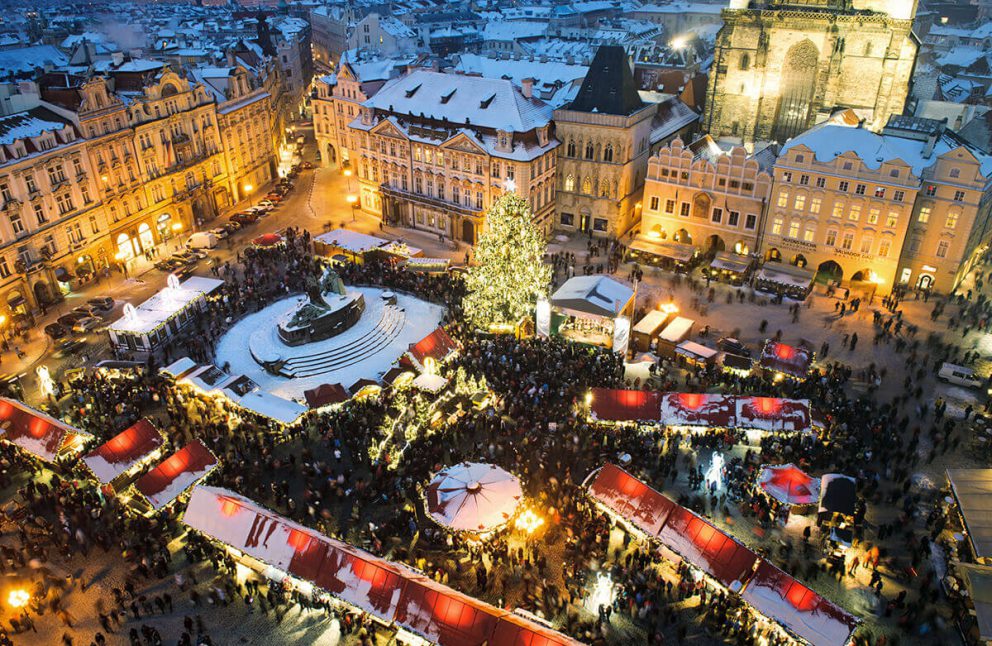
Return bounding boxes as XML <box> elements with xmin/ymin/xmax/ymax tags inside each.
<box><xmin>841</xmin><ymin>232</ymin><xmax>854</xmax><ymax>250</ymax></box>
<box><xmin>794</xmin><ymin>195</ymin><xmax>805</xmax><ymax>210</ymax></box>
<box><xmin>886</xmin><ymin>212</ymin><xmax>899</xmax><ymax>227</ymax></box>
<box><xmin>777</xmin><ymin>190</ymin><xmax>789</xmax><ymax>207</ymax></box>
<box><xmin>810</xmin><ymin>198</ymin><xmax>821</xmax><ymax>214</ymax></box>
<box><xmin>782</xmin><ymin>171</ymin><xmax>793</xmax><ymax>183</ymax></box>
<box><xmin>868</xmin><ymin>208</ymin><xmax>879</xmax><ymax>224</ymax></box>
<box><xmin>918</xmin><ymin>206</ymin><xmax>931</xmax><ymax>223</ymax></box>
<box><xmin>788</xmin><ymin>220</ymin><xmax>800</xmax><ymax>238</ymax></box>
<box><xmin>878</xmin><ymin>240</ymin><xmax>890</xmax><ymax>257</ymax></box>
<box><xmin>832</xmin><ymin>202</ymin><xmax>844</xmax><ymax>218</ymax></box>
<box><xmin>946</xmin><ymin>212</ymin><xmax>958</xmax><ymax>229</ymax></box>
<box><xmin>803</xmin><ymin>225</ymin><xmax>816</xmax><ymax>242</ymax></box>
<box><xmin>848</xmin><ymin>204</ymin><xmax>861</xmax><ymax>221</ymax></box>
<box><xmin>772</xmin><ymin>217</ymin><xmax>783</xmax><ymax>235</ymax></box>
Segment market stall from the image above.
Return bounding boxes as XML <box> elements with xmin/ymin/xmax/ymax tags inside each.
<box><xmin>754</xmin><ymin>264</ymin><xmax>815</xmax><ymax>300</ymax></box>
<box><xmin>736</xmin><ymin>397</ymin><xmax>812</xmax><ymax>434</ymax></box>
<box><xmin>303</xmin><ymin>383</ymin><xmax>350</xmax><ymax>409</ymax></box>
<box><xmin>402</xmin><ymin>257</ymin><xmax>450</xmax><ymax>273</ymax></box>
<box><xmin>405</xmin><ymin>326</ymin><xmax>459</xmax><ymax>372</ymax></box>
<box><xmin>656</xmin><ymin>316</ymin><xmax>695</xmax><ymax>358</ymax></box>
<box><xmin>82</xmin><ymin>419</ymin><xmax>164</xmax><ymax>490</ymax></box>
<box><xmin>947</xmin><ymin>469</ymin><xmax>992</xmax><ymax>564</ymax></box>
<box><xmin>759</xmin><ymin>341</ymin><xmax>813</xmax><ymax>380</ymax></box>
<box><xmin>675</xmin><ymin>341</ymin><xmax>718</xmax><ymax>368</ymax></box>
<box><xmin>132</xmin><ymin>440</ymin><xmax>218</xmax><ymax>512</ymax></box>
<box><xmin>587</xmin><ymin>388</ymin><xmax>664</xmax><ymax>423</ymax></box>
<box><xmin>632</xmin><ymin>309</ymin><xmax>672</xmax><ymax>352</ymax></box>
<box><xmin>425</xmin><ymin>462</ymin><xmax>523</xmax><ymax>534</ymax></box>
<box><xmin>0</xmin><ymin>397</ymin><xmax>92</xmax><ymax>463</ymax></box>
<box><xmin>549</xmin><ymin>276</ymin><xmax>635</xmax><ymax>350</ymax></box>
<box><xmin>758</xmin><ymin>464</ymin><xmax>820</xmax><ymax>507</ymax></box>
<box><xmin>628</xmin><ymin>238</ymin><xmax>697</xmax><ymax>272</ymax></box>
<box><xmin>314</xmin><ymin>229</ymin><xmax>422</xmax><ymax>264</ymax></box>
<box><xmin>956</xmin><ymin>563</ymin><xmax>992</xmax><ymax>645</ymax></box>
<box><xmin>587</xmin><ymin>464</ymin><xmax>677</xmax><ymax>536</ymax></box>
<box><xmin>708</xmin><ymin>252</ymin><xmax>753</xmax><ymax>286</ymax></box>
<box><xmin>657</xmin><ymin>506</ymin><xmax>760</xmax><ymax>590</ymax></box>
<box><xmin>659</xmin><ymin>393</ymin><xmax>735</xmax><ymax>428</ymax></box>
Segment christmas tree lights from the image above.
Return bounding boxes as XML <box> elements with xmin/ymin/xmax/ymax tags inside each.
<box><xmin>463</xmin><ymin>192</ymin><xmax>552</xmax><ymax>330</ymax></box>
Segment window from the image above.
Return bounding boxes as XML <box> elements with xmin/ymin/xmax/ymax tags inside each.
<box><xmin>581</xmin><ymin>177</ymin><xmax>592</xmax><ymax>194</ymax></box>
<box><xmin>47</xmin><ymin>165</ymin><xmax>66</xmax><ymax>185</ymax></box>
<box><xmin>949</xmin><ymin>168</ymin><xmax>960</xmax><ymax>178</ymax></box>
<box><xmin>918</xmin><ymin>206</ymin><xmax>931</xmax><ymax>223</ymax></box>
<box><xmin>584</xmin><ymin>142</ymin><xmax>594</xmax><ymax>159</ymax></box>
<box><xmin>832</xmin><ymin>202</ymin><xmax>844</xmax><ymax>218</ymax></box>
<box><xmin>72</xmin><ymin>157</ymin><xmax>83</xmax><ymax>177</ymax></box>
<box><xmin>874</xmin><ymin>187</ymin><xmax>885</xmax><ymax>198</ymax></box>
<box><xmin>925</xmin><ymin>185</ymin><xmax>937</xmax><ymax>197</ymax></box>
<box><xmin>0</xmin><ymin>183</ymin><xmax>11</xmax><ymax>202</ymax></box>
<box><xmin>56</xmin><ymin>193</ymin><xmax>74</xmax><ymax>215</ymax></box>
<box><xmin>886</xmin><ymin>212</ymin><xmax>899</xmax><ymax>227</ymax></box>
<box><xmin>679</xmin><ymin>202</ymin><xmax>690</xmax><ymax>217</ymax></box>
<box><xmin>604</xmin><ymin>144</ymin><xmax>614</xmax><ymax>162</ymax></box>
<box><xmin>936</xmin><ymin>240</ymin><xmax>949</xmax><ymax>258</ymax></box>
<box><xmin>848</xmin><ymin>204</ymin><xmax>861</xmax><ymax>221</ymax></box>
<box><xmin>825</xmin><ymin>229</ymin><xmax>837</xmax><ymax>246</ymax></box>
<box><xmin>777</xmin><ymin>190</ymin><xmax>789</xmax><ymax>207</ymax></box>
<box><xmin>799</xmin><ymin>174</ymin><xmax>809</xmax><ymax>186</ymax></box>
<box><xmin>0</xmin><ymin>257</ymin><xmax>8</xmax><ymax>278</ymax></box>
<box><xmin>649</xmin><ymin>196</ymin><xmax>660</xmax><ymax>211</ymax></box>
<box><xmin>25</xmin><ymin>175</ymin><xmax>37</xmax><ymax>193</ymax></box>
<box><xmin>772</xmin><ymin>217</ymin><xmax>783</xmax><ymax>235</ymax></box>
<box><xmin>893</xmin><ymin>190</ymin><xmax>905</xmax><ymax>202</ymax></box>
<box><xmin>560</xmin><ymin>212</ymin><xmax>574</xmax><ymax>226</ymax></box>
<box><xmin>782</xmin><ymin>171</ymin><xmax>793</xmax><ymax>183</ymax></box>
<box><xmin>954</xmin><ymin>190</ymin><xmax>966</xmax><ymax>202</ymax></box>
<box><xmin>33</xmin><ymin>203</ymin><xmax>46</xmax><ymax>224</ymax></box>
<box><xmin>437</xmin><ymin>183</ymin><xmax>444</xmax><ymax>200</ymax></box>
<box><xmin>711</xmin><ymin>207</ymin><xmax>722</xmax><ymax>224</ymax></box>
<box><xmin>728</xmin><ymin>211</ymin><xmax>740</xmax><ymax>227</ymax></box>
<box><xmin>946</xmin><ymin>212</ymin><xmax>959</xmax><ymax>229</ymax></box>
<box><xmin>788</xmin><ymin>220</ymin><xmax>800</xmax><ymax>238</ymax></box>
<box><xmin>843</xmin><ymin>162</ymin><xmax>853</xmax><ymax>171</ymax></box>
<box><xmin>451</xmin><ymin>186</ymin><xmax>459</xmax><ymax>204</ymax></box>
<box><xmin>860</xmin><ymin>236</ymin><xmax>873</xmax><ymax>254</ymax></box>
<box><xmin>795</xmin><ymin>154</ymin><xmax>804</xmax><ymax>163</ymax></box>
<box><xmin>803</xmin><ymin>225</ymin><xmax>816</xmax><ymax>242</ymax></box>
<box><xmin>566</xmin><ymin>140</ymin><xmax>575</xmax><ymax>157</ymax></box>
<box><xmin>878</xmin><ymin>240</ymin><xmax>890</xmax><ymax>258</ymax></box>
<box><xmin>42</xmin><ymin>234</ymin><xmax>56</xmax><ymax>256</ymax></box>
<box><xmin>81</xmin><ymin>185</ymin><xmax>91</xmax><ymax>204</ymax></box>
<box><xmin>841</xmin><ymin>232</ymin><xmax>854</xmax><ymax>250</ymax></box>
<box><xmin>744</xmin><ymin>214</ymin><xmax>756</xmax><ymax>230</ymax></box>
<box><xmin>506</xmin><ymin>165</ymin><xmax>514</xmax><ymax>181</ymax></box>
<box><xmin>68</xmin><ymin>222</ymin><xmax>83</xmax><ymax>244</ymax></box>
<box><xmin>868</xmin><ymin>208</ymin><xmax>879</xmax><ymax>224</ymax></box>
<box><xmin>89</xmin><ymin>214</ymin><xmax>99</xmax><ymax>235</ymax></box>
<box><xmin>9</xmin><ymin>213</ymin><xmax>23</xmax><ymax>235</ymax></box>
<box><xmin>838</xmin><ymin>181</ymin><xmax>849</xmax><ymax>192</ymax></box>
<box><xmin>855</xmin><ymin>184</ymin><xmax>866</xmax><ymax>195</ymax></box>
<box><xmin>816</xmin><ymin>177</ymin><xmax>826</xmax><ymax>188</ymax></box>
<box><xmin>794</xmin><ymin>195</ymin><xmax>805</xmax><ymax>210</ymax></box>
<box><xmin>593</xmin><ymin>218</ymin><xmax>608</xmax><ymax>232</ymax></box>
<box><xmin>665</xmin><ymin>199</ymin><xmax>675</xmax><ymax>214</ymax></box>
<box><xmin>476</xmin><ymin>192</ymin><xmax>483</xmax><ymax>209</ymax></box>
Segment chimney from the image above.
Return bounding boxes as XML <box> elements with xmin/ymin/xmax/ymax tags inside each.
<box><xmin>923</xmin><ymin>131</ymin><xmax>939</xmax><ymax>159</ymax></box>
<box><xmin>111</xmin><ymin>52</ymin><xmax>124</xmax><ymax>67</ymax></box>
<box><xmin>521</xmin><ymin>77</ymin><xmax>534</xmax><ymax>99</ymax></box>
<box><xmin>227</xmin><ymin>49</ymin><xmax>236</xmax><ymax>66</ymax></box>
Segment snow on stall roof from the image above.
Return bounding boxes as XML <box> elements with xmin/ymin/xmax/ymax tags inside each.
<box><xmin>588</xmin><ymin>463</ymin><xmax>677</xmax><ymax>535</ymax></box>
<box><xmin>365</xmin><ymin>69</ymin><xmax>552</xmax><ymax>133</ymax></box>
<box><xmin>110</xmin><ymin>276</ymin><xmax>223</xmax><ymax>335</ymax></box>
<box><xmin>230</xmin><ymin>391</ymin><xmax>306</xmax><ymax>426</ymax></box>
<box><xmin>83</xmin><ymin>419</ymin><xmax>163</xmax><ymax>484</ymax></box>
<box><xmin>134</xmin><ymin>441</ymin><xmax>218</xmax><ymax>510</ymax></box>
<box><xmin>551</xmin><ymin>275</ymin><xmax>633</xmax><ymax>318</ymax></box>
<box><xmin>314</xmin><ymin>229</ymin><xmax>390</xmax><ymax>253</ymax></box>
<box><xmin>0</xmin><ymin>397</ymin><xmax>90</xmax><ymax>462</ymax></box>
<box><xmin>160</xmin><ymin>357</ymin><xmax>198</xmax><ymax>379</ymax></box>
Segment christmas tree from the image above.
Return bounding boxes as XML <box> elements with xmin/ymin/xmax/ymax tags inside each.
<box><xmin>463</xmin><ymin>191</ymin><xmax>552</xmax><ymax>330</ymax></box>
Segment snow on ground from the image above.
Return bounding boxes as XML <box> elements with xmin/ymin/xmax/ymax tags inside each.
<box><xmin>215</xmin><ymin>287</ymin><xmax>444</xmax><ymax>401</ymax></box>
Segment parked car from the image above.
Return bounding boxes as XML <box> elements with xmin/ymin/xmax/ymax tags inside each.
<box><xmin>257</xmin><ymin>199</ymin><xmax>276</xmax><ymax>209</ymax></box>
<box><xmin>717</xmin><ymin>337</ymin><xmax>751</xmax><ymax>358</ymax></box>
<box><xmin>221</xmin><ymin>222</ymin><xmax>241</xmax><ymax>235</ymax></box>
<box><xmin>155</xmin><ymin>258</ymin><xmax>185</xmax><ymax>272</ymax></box>
<box><xmin>210</xmin><ymin>227</ymin><xmax>230</xmax><ymax>239</ymax></box>
<box><xmin>186</xmin><ymin>231</ymin><xmax>219</xmax><ymax>249</ymax></box>
<box><xmin>264</xmin><ymin>193</ymin><xmax>283</xmax><ymax>202</ymax></box>
<box><xmin>938</xmin><ymin>362</ymin><xmax>983</xmax><ymax>389</ymax></box>
<box><xmin>55</xmin><ymin>338</ymin><xmax>86</xmax><ymax>355</ymax></box>
<box><xmin>57</xmin><ymin>313</ymin><xmax>86</xmax><ymax>328</ymax></box>
<box><xmin>245</xmin><ymin>206</ymin><xmax>269</xmax><ymax>217</ymax></box>
<box><xmin>72</xmin><ymin>317</ymin><xmax>102</xmax><ymax>333</ymax></box>
<box><xmin>171</xmin><ymin>253</ymin><xmax>200</xmax><ymax>267</ymax></box>
<box><xmin>45</xmin><ymin>323</ymin><xmax>69</xmax><ymax>340</ymax></box>
<box><xmin>229</xmin><ymin>212</ymin><xmax>258</xmax><ymax>225</ymax></box>
<box><xmin>87</xmin><ymin>297</ymin><xmax>115</xmax><ymax>311</ymax></box>
<box><xmin>72</xmin><ymin>304</ymin><xmax>100</xmax><ymax>318</ymax></box>
<box><xmin>302</xmin><ymin>161</ymin><xmax>313</xmax><ymax>169</ymax></box>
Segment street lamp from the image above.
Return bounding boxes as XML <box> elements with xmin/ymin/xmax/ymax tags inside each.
<box><xmin>347</xmin><ymin>194</ymin><xmax>358</xmax><ymax>221</ymax></box>
<box><xmin>244</xmin><ymin>183</ymin><xmax>254</xmax><ymax>207</ymax></box>
<box><xmin>172</xmin><ymin>222</ymin><xmax>184</xmax><ymax>250</ymax></box>
<box><xmin>0</xmin><ymin>314</ymin><xmax>7</xmax><ymax>344</ymax></box>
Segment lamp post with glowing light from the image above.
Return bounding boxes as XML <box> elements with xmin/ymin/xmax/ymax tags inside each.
<box><xmin>172</xmin><ymin>221</ymin><xmax>184</xmax><ymax>250</ymax></box>
<box><xmin>0</xmin><ymin>313</ymin><xmax>7</xmax><ymax>344</ymax></box>
<box><xmin>244</xmin><ymin>183</ymin><xmax>254</xmax><ymax>208</ymax></box>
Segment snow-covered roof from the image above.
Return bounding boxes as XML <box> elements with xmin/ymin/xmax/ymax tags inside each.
<box><xmin>452</xmin><ymin>53</ymin><xmax>588</xmax><ymax>93</ymax></box>
<box><xmin>160</xmin><ymin>357</ymin><xmax>198</xmax><ymax>379</ymax></box>
<box><xmin>0</xmin><ymin>45</ymin><xmax>68</xmax><ymax>79</ymax></box>
<box><xmin>314</xmin><ymin>229</ymin><xmax>390</xmax><ymax>253</ymax></box>
<box><xmin>0</xmin><ymin>109</ymin><xmax>71</xmax><ymax>146</ymax></box>
<box><xmin>110</xmin><ymin>276</ymin><xmax>224</xmax><ymax>335</ymax></box>
<box><xmin>631</xmin><ymin>2</ymin><xmax>723</xmax><ymax>14</ymax></box>
<box><xmin>0</xmin><ymin>397</ymin><xmax>91</xmax><ymax>463</ymax></box>
<box><xmin>365</xmin><ymin>69</ymin><xmax>552</xmax><ymax>133</ymax></box>
<box><xmin>936</xmin><ymin>47</ymin><xmax>987</xmax><ymax>69</ymax></box>
<box><xmin>134</xmin><ymin>440</ymin><xmax>218</xmax><ymax>511</ymax></box>
<box><xmin>231</xmin><ymin>390</ymin><xmax>306</xmax><ymax>425</ymax></box>
<box><xmin>82</xmin><ymin>419</ymin><xmax>163</xmax><ymax>485</ymax></box>
<box><xmin>550</xmin><ymin>275</ymin><xmax>634</xmax><ymax>318</ymax></box>
<box><xmin>482</xmin><ymin>21</ymin><xmax>547</xmax><ymax>41</ymax></box>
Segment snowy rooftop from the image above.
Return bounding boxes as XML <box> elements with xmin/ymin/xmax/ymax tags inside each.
<box><xmin>0</xmin><ymin>45</ymin><xmax>68</xmax><ymax>79</ymax></box>
<box><xmin>364</xmin><ymin>70</ymin><xmax>553</xmax><ymax>133</ymax></box>
<box><xmin>0</xmin><ymin>109</ymin><xmax>71</xmax><ymax>146</ymax></box>
<box><xmin>452</xmin><ymin>53</ymin><xmax>588</xmax><ymax>92</ymax></box>
<box><xmin>551</xmin><ymin>275</ymin><xmax>634</xmax><ymax>318</ymax></box>
<box><xmin>110</xmin><ymin>276</ymin><xmax>224</xmax><ymax>335</ymax></box>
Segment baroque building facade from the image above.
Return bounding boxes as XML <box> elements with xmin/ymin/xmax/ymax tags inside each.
<box><xmin>703</xmin><ymin>0</ymin><xmax>918</xmax><ymax>143</ymax></box>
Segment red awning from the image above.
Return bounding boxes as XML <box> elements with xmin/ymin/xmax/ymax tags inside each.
<box><xmin>134</xmin><ymin>440</ymin><xmax>218</xmax><ymax>510</ymax></box>
<box><xmin>588</xmin><ymin>464</ymin><xmax>677</xmax><ymax>536</ymax></box>
<box><xmin>659</xmin><ymin>392</ymin><xmax>735</xmax><ymax>427</ymax></box>
<box><xmin>490</xmin><ymin>612</ymin><xmax>582</xmax><ymax>646</ymax></box>
<box><xmin>0</xmin><ymin>397</ymin><xmax>89</xmax><ymax>462</ymax></box>
<box><xmin>588</xmin><ymin>388</ymin><xmax>663</xmax><ymax>422</ymax></box>
<box><xmin>408</xmin><ymin>327</ymin><xmax>458</xmax><ymax>368</ymax></box>
<box><xmin>252</xmin><ymin>233</ymin><xmax>284</xmax><ymax>247</ymax></box>
<box><xmin>759</xmin><ymin>341</ymin><xmax>812</xmax><ymax>379</ymax></box>
<box><xmin>303</xmin><ymin>383</ymin><xmax>350</xmax><ymax>408</ymax></box>
<box><xmin>396</xmin><ymin>574</ymin><xmax>504</xmax><ymax>645</ymax></box>
<box><xmin>736</xmin><ymin>397</ymin><xmax>811</xmax><ymax>433</ymax></box>
<box><xmin>742</xmin><ymin>561</ymin><xmax>858</xmax><ymax>646</ymax></box>
<box><xmin>83</xmin><ymin>418</ymin><xmax>164</xmax><ymax>484</ymax></box>
<box><xmin>657</xmin><ymin>506</ymin><xmax>759</xmax><ymax>588</ymax></box>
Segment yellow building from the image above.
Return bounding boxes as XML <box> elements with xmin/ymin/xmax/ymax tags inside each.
<box><xmin>638</xmin><ymin>136</ymin><xmax>773</xmax><ymax>263</ymax></box>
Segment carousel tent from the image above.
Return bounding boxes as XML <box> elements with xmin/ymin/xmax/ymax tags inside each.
<box><xmin>587</xmin><ymin>464</ymin><xmax>677</xmax><ymax>535</ymax></box>
<box><xmin>736</xmin><ymin>397</ymin><xmax>811</xmax><ymax>433</ymax></box>
<box><xmin>659</xmin><ymin>393</ymin><xmax>735</xmax><ymax>428</ymax></box>
<box><xmin>819</xmin><ymin>474</ymin><xmax>857</xmax><ymax>520</ymax></box>
<box><xmin>183</xmin><ymin>486</ymin><xmax>583</xmax><ymax>646</ymax></box>
<box><xmin>947</xmin><ymin>469</ymin><xmax>992</xmax><ymax>561</ymax></box>
<box><xmin>0</xmin><ymin>397</ymin><xmax>91</xmax><ymax>462</ymax></box>
<box><xmin>758</xmin><ymin>464</ymin><xmax>820</xmax><ymax>506</ymax></box>
<box><xmin>425</xmin><ymin>463</ymin><xmax>523</xmax><ymax>533</ymax></box>
<box><xmin>82</xmin><ymin>419</ymin><xmax>164</xmax><ymax>484</ymax></box>
<box><xmin>134</xmin><ymin>440</ymin><xmax>218</xmax><ymax>510</ymax></box>
<box><xmin>759</xmin><ymin>341</ymin><xmax>813</xmax><ymax>379</ymax></box>
<box><xmin>741</xmin><ymin>561</ymin><xmax>858</xmax><ymax>646</ymax></box>
<box><xmin>550</xmin><ymin>275</ymin><xmax>634</xmax><ymax>318</ymax></box>
<box><xmin>588</xmin><ymin>388</ymin><xmax>663</xmax><ymax>423</ymax></box>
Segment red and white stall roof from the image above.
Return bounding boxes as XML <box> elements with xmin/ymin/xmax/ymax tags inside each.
<box><xmin>741</xmin><ymin>561</ymin><xmax>858</xmax><ymax>646</ymax></box>
<box><xmin>83</xmin><ymin>419</ymin><xmax>163</xmax><ymax>484</ymax></box>
<box><xmin>758</xmin><ymin>464</ymin><xmax>820</xmax><ymax>507</ymax></box>
<box><xmin>407</xmin><ymin>326</ymin><xmax>459</xmax><ymax>371</ymax></box>
<box><xmin>657</xmin><ymin>506</ymin><xmax>760</xmax><ymax>589</ymax></box>
<box><xmin>183</xmin><ymin>486</ymin><xmax>583</xmax><ymax>646</ymax></box>
<box><xmin>134</xmin><ymin>440</ymin><xmax>218</xmax><ymax>510</ymax></box>
<box><xmin>659</xmin><ymin>392</ymin><xmax>735</xmax><ymax>427</ymax></box>
<box><xmin>588</xmin><ymin>388</ymin><xmax>663</xmax><ymax>423</ymax></box>
<box><xmin>759</xmin><ymin>341</ymin><xmax>813</xmax><ymax>379</ymax></box>
<box><xmin>0</xmin><ymin>397</ymin><xmax>91</xmax><ymax>463</ymax></box>
<box><xmin>587</xmin><ymin>464</ymin><xmax>677</xmax><ymax>536</ymax></box>
<box><xmin>736</xmin><ymin>397</ymin><xmax>811</xmax><ymax>433</ymax></box>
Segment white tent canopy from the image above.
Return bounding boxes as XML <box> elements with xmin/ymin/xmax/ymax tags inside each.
<box><xmin>425</xmin><ymin>462</ymin><xmax>523</xmax><ymax>533</ymax></box>
<box><xmin>551</xmin><ymin>276</ymin><xmax>634</xmax><ymax>319</ymax></box>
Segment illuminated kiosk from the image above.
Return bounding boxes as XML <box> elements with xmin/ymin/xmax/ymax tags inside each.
<box><xmin>543</xmin><ymin>275</ymin><xmax>634</xmax><ymax>353</ymax></box>
<box><xmin>108</xmin><ymin>274</ymin><xmax>224</xmax><ymax>356</ymax></box>
<box><xmin>275</xmin><ymin>268</ymin><xmax>365</xmax><ymax>346</ymax></box>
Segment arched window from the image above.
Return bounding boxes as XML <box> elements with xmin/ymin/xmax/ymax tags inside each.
<box><xmin>566</xmin><ymin>140</ymin><xmax>576</xmax><ymax>157</ymax></box>
<box><xmin>739</xmin><ymin>53</ymin><xmax>750</xmax><ymax>70</ymax></box>
<box><xmin>599</xmin><ymin>180</ymin><xmax>611</xmax><ymax>198</ymax></box>
<box><xmin>585</xmin><ymin>142</ymin><xmax>594</xmax><ymax>160</ymax></box>
<box><xmin>564</xmin><ymin>174</ymin><xmax>575</xmax><ymax>192</ymax></box>
<box><xmin>604</xmin><ymin>143</ymin><xmax>614</xmax><ymax>162</ymax></box>
<box><xmin>581</xmin><ymin>177</ymin><xmax>592</xmax><ymax>194</ymax></box>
